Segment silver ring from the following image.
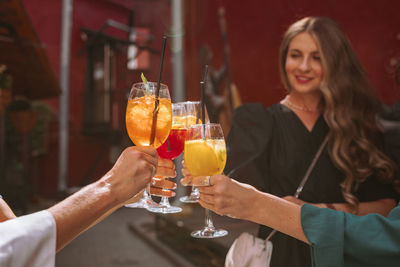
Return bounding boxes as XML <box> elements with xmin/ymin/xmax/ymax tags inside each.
<box><xmin>204</xmin><ymin>176</ymin><xmax>211</xmax><ymax>186</ymax></box>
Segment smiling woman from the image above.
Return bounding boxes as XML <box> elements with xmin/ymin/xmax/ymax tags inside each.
<box><xmin>284</xmin><ymin>32</ymin><xmax>323</xmax><ymax>98</ymax></box>
<box><xmin>189</xmin><ymin>16</ymin><xmax>399</xmax><ymax>267</ymax></box>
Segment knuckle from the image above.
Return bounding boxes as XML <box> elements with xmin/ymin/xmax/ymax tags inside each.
<box><xmin>214</xmin><ymin>185</ymin><xmax>224</xmax><ymax>195</ymax></box>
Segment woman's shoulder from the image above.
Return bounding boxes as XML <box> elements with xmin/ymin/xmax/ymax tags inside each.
<box><xmin>232</xmin><ymin>103</ymin><xmax>282</xmax><ymax>123</ymax></box>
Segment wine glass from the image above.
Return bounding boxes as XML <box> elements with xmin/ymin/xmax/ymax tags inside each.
<box><xmin>147</xmin><ymin>103</ymin><xmax>186</xmax><ymax>213</ymax></box>
<box><xmin>184</xmin><ymin>123</ymin><xmax>228</xmax><ymax>238</ymax></box>
<box><xmin>124</xmin><ymin>82</ymin><xmax>172</xmax><ymax>209</ymax></box>
<box><xmin>179</xmin><ymin>101</ymin><xmax>210</xmax><ymax>204</ymax></box>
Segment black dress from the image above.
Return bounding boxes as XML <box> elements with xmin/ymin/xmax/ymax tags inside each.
<box><xmin>225</xmin><ymin>103</ymin><xmax>398</xmax><ymax>267</ymax></box>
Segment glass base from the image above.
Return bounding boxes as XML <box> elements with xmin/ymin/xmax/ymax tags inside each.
<box><xmin>179</xmin><ymin>195</ymin><xmax>199</xmax><ymax>203</ymax></box>
<box><xmin>124</xmin><ymin>197</ymin><xmax>160</xmax><ymax>209</ymax></box>
<box><xmin>147</xmin><ymin>205</ymin><xmax>182</xmax><ymax>214</ymax></box>
<box><xmin>191</xmin><ymin>227</ymin><xmax>228</xmax><ymax>239</ymax></box>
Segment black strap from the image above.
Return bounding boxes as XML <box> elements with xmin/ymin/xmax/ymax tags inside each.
<box><xmin>266</xmin><ymin>135</ymin><xmax>329</xmax><ymax>241</ymax></box>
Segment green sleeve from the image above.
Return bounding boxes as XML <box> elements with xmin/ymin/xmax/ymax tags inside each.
<box><xmin>301</xmin><ymin>204</ymin><xmax>400</xmax><ymax>267</ymax></box>
<box><xmin>301</xmin><ymin>204</ymin><xmax>345</xmax><ymax>267</ymax></box>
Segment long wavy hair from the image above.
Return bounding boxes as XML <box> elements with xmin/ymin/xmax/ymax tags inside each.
<box><xmin>279</xmin><ymin>16</ymin><xmax>396</xmax><ymax>212</ymax></box>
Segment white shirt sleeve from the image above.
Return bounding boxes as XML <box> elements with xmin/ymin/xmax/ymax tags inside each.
<box><xmin>0</xmin><ymin>210</ymin><xmax>56</xmax><ymax>267</ymax></box>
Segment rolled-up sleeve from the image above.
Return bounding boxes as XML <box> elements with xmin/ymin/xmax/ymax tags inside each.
<box><xmin>301</xmin><ymin>204</ymin><xmax>400</xmax><ymax>267</ymax></box>
<box><xmin>0</xmin><ymin>210</ymin><xmax>56</xmax><ymax>267</ymax></box>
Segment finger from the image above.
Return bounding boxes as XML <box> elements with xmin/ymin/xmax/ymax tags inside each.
<box><xmin>144</xmin><ymin>152</ymin><xmax>158</xmax><ymax>169</ymax></box>
<box><xmin>199</xmin><ymin>199</ymin><xmax>214</xmax><ymax>211</ymax></box>
<box><xmin>199</xmin><ymin>200</ymin><xmax>226</xmax><ymax>217</ymax></box>
<box><xmin>129</xmin><ymin>149</ymin><xmax>158</xmax><ymax>170</ymax></box>
<box><xmin>132</xmin><ymin>146</ymin><xmax>158</xmax><ymax>158</ymax></box>
<box><xmin>191</xmin><ymin>176</ymin><xmax>211</xmax><ymax>187</ymax></box>
<box><xmin>180</xmin><ymin>176</ymin><xmax>193</xmax><ymax>186</ymax></box>
<box><xmin>145</xmin><ymin>161</ymin><xmax>157</xmax><ymax>178</ymax></box>
<box><xmin>155</xmin><ymin>166</ymin><xmax>176</xmax><ymax>178</ymax></box>
<box><xmin>158</xmin><ymin>158</ymin><xmax>175</xmax><ymax>170</ymax></box>
<box><xmin>181</xmin><ymin>167</ymin><xmax>191</xmax><ymax>177</ymax></box>
<box><xmin>197</xmin><ymin>185</ymin><xmax>214</xmax><ymax>194</ymax></box>
<box><xmin>199</xmin><ymin>192</ymin><xmax>215</xmax><ymax>205</ymax></box>
<box><xmin>151</xmin><ymin>178</ymin><xmax>176</xmax><ymax>190</ymax></box>
<box><xmin>129</xmin><ymin>147</ymin><xmax>158</xmax><ymax>170</ymax></box>
<box><xmin>149</xmin><ymin>187</ymin><xmax>176</xmax><ymax>198</ymax></box>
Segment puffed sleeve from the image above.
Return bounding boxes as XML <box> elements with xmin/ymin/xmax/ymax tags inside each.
<box><xmin>301</xmin><ymin>204</ymin><xmax>400</xmax><ymax>267</ymax></box>
<box><xmin>0</xmin><ymin>210</ymin><xmax>56</xmax><ymax>267</ymax></box>
<box><xmin>224</xmin><ymin>103</ymin><xmax>272</xmax><ymax>190</ymax></box>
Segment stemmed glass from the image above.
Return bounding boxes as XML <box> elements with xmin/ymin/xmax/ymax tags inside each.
<box><xmin>179</xmin><ymin>101</ymin><xmax>210</xmax><ymax>203</ymax></box>
<box><xmin>124</xmin><ymin>82</ymin><xmax>172</xmax><ymax>209</ymax></box>
<box><xmin>148</xmin><ymin>103</ymin><xmax>186</xmax><ymax>213</ymax></box>
<box><xmin>184</xmin><ymin>123</ymin><xmax>228</xmax><ymax>238</ymax></box>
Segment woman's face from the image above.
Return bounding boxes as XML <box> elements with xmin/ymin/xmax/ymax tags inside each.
<box><xmin>285</xmin><ymin>32</ymin><xmax>324</xmax><ymax>95</ymax></box>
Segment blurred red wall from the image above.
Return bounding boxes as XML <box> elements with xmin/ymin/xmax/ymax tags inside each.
<box><xmin>23</xmin><ymin>0</ymin><xmax>173</xmax><ymax>195</ymax></box>
<box><xmin>185</xmin><ymin>0</ymin><xmax>400</xmax><ymax>106</ymax></box>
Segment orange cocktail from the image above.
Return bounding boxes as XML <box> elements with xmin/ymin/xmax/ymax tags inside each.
<box><xmin>126</xmin><ymin>95</ymin><xmax>172</xmax><ymax>148</ymax></box>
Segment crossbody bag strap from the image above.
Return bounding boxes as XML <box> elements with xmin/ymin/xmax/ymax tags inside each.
<box><xmin>265</xmin><ymin>135</ymin><xmax>329</xmax><ymax>242</ymax></box>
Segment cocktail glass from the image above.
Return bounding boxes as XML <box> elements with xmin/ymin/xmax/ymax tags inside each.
<box><xmin>178</xmin><ymin>101</ymin><xmax>210</xmax><ymax>204</ymax></box>
<box><xmin>184</xmin><ymin>123</ymin><xmax>228</xmax><ymax>238</ymax></box>
<box><xmin>148</xmin><ymin>103</ymin><xmax>186</xmax><ymax>213</ymax></box>
<box><xmin>124</xmin><ymin>82</ymin><xmax>172</xmax><ymax>209</ymax></box>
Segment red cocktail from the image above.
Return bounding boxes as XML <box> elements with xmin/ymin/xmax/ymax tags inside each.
<box><xmin>157</xmin><ymin>128</ymin><xmax>187</xmax><ymax>160</ymax></box>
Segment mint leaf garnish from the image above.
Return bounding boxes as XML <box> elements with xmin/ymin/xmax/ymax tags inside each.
<box><xmin>141</xmin><ymin>72</ymin><xmax>150</xmax><ymax>94</ymax></box>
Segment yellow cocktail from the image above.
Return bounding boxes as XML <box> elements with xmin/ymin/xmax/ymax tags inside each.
<box><xmin>184</xmin><ymin>139</ymin><xmax>226</xmax><ymax>176</ymax></box>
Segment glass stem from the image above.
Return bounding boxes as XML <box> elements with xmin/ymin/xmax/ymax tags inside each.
<box><xmin>191</xmin><ymin>186</ymin><xmax>200</xmax><ymax>198</ymax></box>
<box><xmin>205</xmin><ymin>209</ymin><xmax>215</xmax><ymax>229</ymax></box>
<box><xmin>159</xmin><ymin>196</ymin><xmax>170</xmax><ymax>207</ymax></box>
<box><xmin>143</xmin><ymin>184</ymin><xmax>152</xmax><ymax>200</ymax></box>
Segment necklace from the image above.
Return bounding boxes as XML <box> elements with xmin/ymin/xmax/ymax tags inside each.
<box><xmin>282</xmin><ymin>96</ymin><xmax>319</xmax><ymax>112</ymax></box>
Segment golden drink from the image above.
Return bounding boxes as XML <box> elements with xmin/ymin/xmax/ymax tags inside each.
<box><xmin>184</xmin><ymin>139</ymin><xmax>226</xmax><ymax>177</ymax></box>
<box><xmin>126</xmin><ymin>95</ymin><xmax>172</xmax><ymax>148</ymax></box>
<box><xmin>173</xmin><ymin>115</ymin><xmax>203</xmax><ymax>128</ymax></box>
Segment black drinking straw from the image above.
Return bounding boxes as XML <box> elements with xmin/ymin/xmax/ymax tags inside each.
<box><xmin>197</xmin><ymin>65</ymin><xmax>208</xmax><ymax>124</ymax></box>
<box><xmin>150</xmin><ymin>36</ymin><xmax>167</xmax><ymax>146</ymax></box>
<box><xmin>200</xmin><ymin>65</ymin><xmax>208</xmax><ymax>139</ymax></box>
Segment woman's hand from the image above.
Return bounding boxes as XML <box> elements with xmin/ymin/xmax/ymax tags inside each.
<box><xmin>188</xmin><ymin>174</ymin><xmax>258</xmax><ymax>220</ymax></box>
<box><xmin>180</xmin><ymin>161</ymin><xmax>257</xmax><ymax>219</ymax></box>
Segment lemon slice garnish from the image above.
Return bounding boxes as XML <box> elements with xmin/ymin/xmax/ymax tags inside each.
<box><xmin>184</xmin><ymin>140</ymin><xmax>220</xmax><ymax>176</ymax></box>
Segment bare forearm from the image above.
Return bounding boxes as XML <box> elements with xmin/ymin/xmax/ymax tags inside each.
<box><xmin>48</xmin><ymin>179</ymin><xmax>118</xmax><ymax>251</ymax></box>
<box><xmin>246</xmin><ymin>190</ymin><xmax>309</xmax><ymax>243</ymax></box>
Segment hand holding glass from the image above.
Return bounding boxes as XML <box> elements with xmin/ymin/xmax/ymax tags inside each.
<box><xmin>125</xmin><ymin>82</ymin><xmax>172</xmax><ymax>209</ymax></box>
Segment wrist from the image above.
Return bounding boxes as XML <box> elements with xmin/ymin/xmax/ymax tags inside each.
<box><xmin>99</xmin><ymin>169</ymin><xmax>140</xmax><ymax>208</ymax></box>
<box><xmin>245</xmin><ymin>187</ymin><xmax>263</xmax><ymax>222</ymax></box>
<box><xmin>95</xmin><ymin>175</ymin><xmax>120</xmax><ymax>209</ymax></box>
